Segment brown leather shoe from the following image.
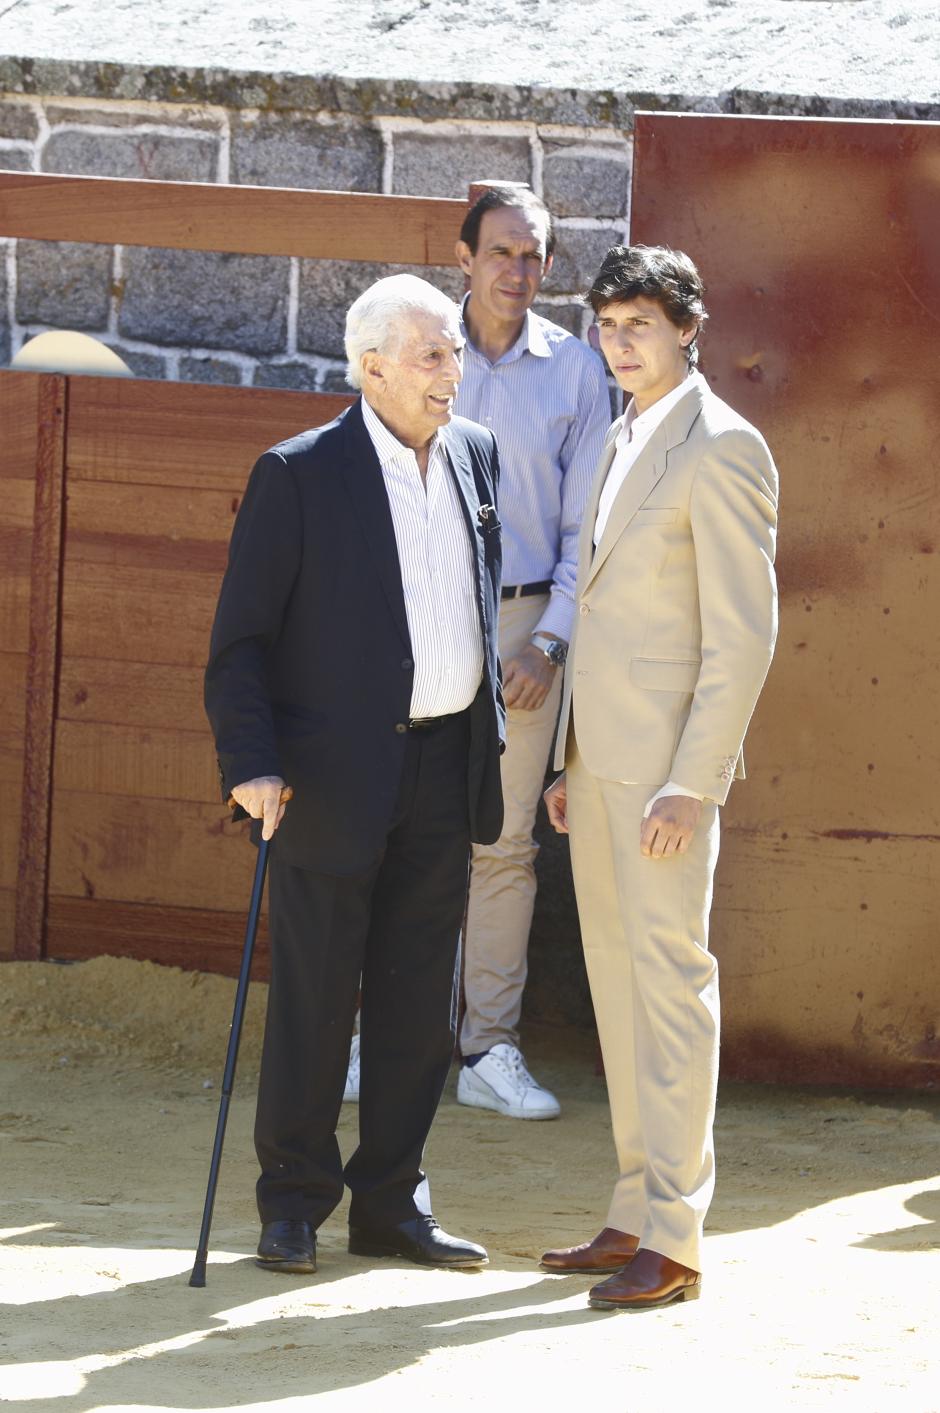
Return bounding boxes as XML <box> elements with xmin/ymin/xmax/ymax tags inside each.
<box><xmin>588</xmin><ymin>1248</ymin><xmax>701</xmax><ymax>1309</ymax></box>
<box><xmin>540</xmin><ymin>1226</ymin><xmax>639</xmax><ymax>1273</ymax></box>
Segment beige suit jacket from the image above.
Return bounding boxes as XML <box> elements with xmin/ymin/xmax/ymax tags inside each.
<box><xmin>555</xmin><ymin>379</ymin><xmax>779</xmax><ymax>805</ymax></box>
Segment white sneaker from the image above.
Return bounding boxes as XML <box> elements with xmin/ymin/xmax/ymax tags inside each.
<box><xmin>343</xmin><ymin>1034</ymin><xmax>360</xmax><ymax>1103</ymax></box>
<box><xmin>457</xmin><ymin>1043</ymin><xmax>560</xmax><ymax>1120</ymax></box>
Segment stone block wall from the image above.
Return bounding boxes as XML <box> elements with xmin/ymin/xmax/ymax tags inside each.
<box><xmin>0</xmin><ymin>97</ymin><xmax>631</xmax><ymax>390</ymax></box>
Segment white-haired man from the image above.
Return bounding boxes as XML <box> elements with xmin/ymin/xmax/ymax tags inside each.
<box><xmin>206</xmin><ymin>274</ymin><xmax>505</xmax><ymax>1275</ymax></box>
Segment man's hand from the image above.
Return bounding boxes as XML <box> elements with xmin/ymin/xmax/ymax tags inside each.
<box><xmin>640</xmin><ymin>795</ymin><xmax>702</xmax><ymax>859</ymax></box>
<box><xmin>230</xmin><ymin>775</ymin><xmax>289</xmax><ymax>841</ymax></box>
<box><xmin>503</xmin><ymin>643</ymin><xmax>558</xmax><ymax>711</ymax></box>
<box><xmin>544</xmin><ymin>772</ymin><xmax>569</xmax><ymax>834</ymax></box>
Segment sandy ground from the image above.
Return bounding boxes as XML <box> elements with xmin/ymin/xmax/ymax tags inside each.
<box><xmin>1</xmin><ymin>956</ymin><xmax>938</xmax><ymax>1413</ymax></box>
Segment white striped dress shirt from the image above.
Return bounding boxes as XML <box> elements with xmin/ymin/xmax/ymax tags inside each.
<box><xmin>362</xmin><ymin>397</ymin><xmax>484</xmax><ymax>718</ymax></box>
<box><xmin>455</xmin><ymin>300</ymin><xmax>611</xmax><ymax>641</ymax></box>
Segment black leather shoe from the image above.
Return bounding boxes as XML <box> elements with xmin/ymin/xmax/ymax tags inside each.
<box><xmin>256</xmin><ymin>1219</ymin><xmax>317</xmax><ymax>1274</ymax></box>
<box><xmin>348</xmin><ymin>1216</ymin><xmax>487</xmax><ymax>1267</ymax></box>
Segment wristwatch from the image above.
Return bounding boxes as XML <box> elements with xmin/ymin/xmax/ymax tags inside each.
<box><xmin>533</xmin><ymin>637</ymin><xmax>568</xmax><ymax>668</ymax></box>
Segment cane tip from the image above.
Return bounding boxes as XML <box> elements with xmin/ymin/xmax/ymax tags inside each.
<box><xmin>188</xmin><ymin>1263</ymin><xmax>207</xmax><ymax>1288</ymax></box>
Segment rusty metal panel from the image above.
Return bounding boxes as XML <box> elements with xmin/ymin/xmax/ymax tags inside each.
<box><xmin>632</xmin><ymin>113</ymin><xmax>940</xmax><ymax>1088</ymax></box>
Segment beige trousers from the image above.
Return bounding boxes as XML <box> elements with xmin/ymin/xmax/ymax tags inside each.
<box><xmin>566</xmin><ymin>741</ymin><xmax>721</xmax><ymax>1272</ymax></box>
<box><xmin>460</xmin><ymin>593</ymin><xmax>563</xmax><ymax>1056</ymax></box>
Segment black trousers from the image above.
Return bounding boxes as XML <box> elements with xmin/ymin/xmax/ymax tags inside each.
<box><xmin>254</xmin><ymin>710</ymin><xmax>472</xmax><ymax>1230</ymax></box>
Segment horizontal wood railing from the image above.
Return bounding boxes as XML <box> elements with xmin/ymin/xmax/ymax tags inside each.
<box><xmin>0</xmin><ymin>170</ymin><xmax>466</xmax><ymax>263</ymax></box>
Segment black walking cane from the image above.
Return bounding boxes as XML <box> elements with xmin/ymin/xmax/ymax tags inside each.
<box><xmin>188</xmin><ymin>786</ymin><xmax>292</xmax><ymax>1288</ymax></box>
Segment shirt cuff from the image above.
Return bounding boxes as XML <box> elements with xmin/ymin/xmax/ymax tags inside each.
<box><xmin>532</xmin><ymin>591</ymin><xmax>574</xmax><ymax>643</ymax></box>
<box><xmin>642</xmin><ymin>780</ymin><xmax>706</xmax><ymax>819</ymax></box>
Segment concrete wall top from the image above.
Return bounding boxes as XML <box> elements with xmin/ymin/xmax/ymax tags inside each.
<box><xmin>0</xmin><ymin>0</ymin><xmax>938</xmax><ymax>124</ymax></box>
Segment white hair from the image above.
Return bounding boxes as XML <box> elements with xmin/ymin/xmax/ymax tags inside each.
<box><xmin>344</xmin><ymin>274</ymin><xmax>461</xmax><ymax>390</ymax></box>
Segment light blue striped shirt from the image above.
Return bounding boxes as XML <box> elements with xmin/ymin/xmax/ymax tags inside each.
<box><xmin>455</xmin><ymin>300</ymin><xmax>611</xmax><ymax>641</ymax></box>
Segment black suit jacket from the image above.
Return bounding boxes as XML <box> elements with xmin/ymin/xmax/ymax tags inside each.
<box><xmin>205</xmin><ymin>398</ymin><xmax>505</xmax><ymax>875</ymax></box>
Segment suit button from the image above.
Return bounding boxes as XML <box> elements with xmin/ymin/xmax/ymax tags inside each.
<box><xmin>579</xmin><ymin>603</ymin><xmax>590</xmax><ymax>616</ymax></box>
<box><xmin>395</xmin><ymin>722</ymin><xmax>407</xmax><ymax>734</ymax></box>
<box><xmin>401</xmin><ymin>658</ymin><xmax>413</xmax><ymax>671</ymax></box>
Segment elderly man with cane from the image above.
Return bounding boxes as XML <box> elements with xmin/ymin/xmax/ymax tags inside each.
<box><xmin>204</xmin><ymin>273</ymin><xmax>504</xmax><ymax>1276</ymax></box>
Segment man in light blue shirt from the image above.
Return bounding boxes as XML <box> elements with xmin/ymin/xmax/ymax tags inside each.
<box><xmin>451</xmin><ymin>187</ymin><xmax>611</xmax><ymax>1119</ymax></box>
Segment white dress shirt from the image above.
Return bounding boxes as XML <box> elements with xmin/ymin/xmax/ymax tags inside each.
<box><xmin>594</xmin><ymin>370</ymin><xmax>706</xmax><ymax>546</ymax></box>
<box><xmin>590</xmin><ymin>370</ymin><xmax>707</xmax><ymax>812</ymax></box>
<box><xmin>362</xmin><ymin>398</ymin><xmax>484</xmax><ymax>718</ymax></box>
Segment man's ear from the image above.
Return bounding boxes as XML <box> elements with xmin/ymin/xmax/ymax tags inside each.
<box><xmin>455</xmin><ymin>239</ymin><xmax>474</xmax><ymax>277</ymax></box>
<box><xmin>679</xmin><ymin>320</ymin><xmax>698</xmax><ymax>349</ymax></box>
<box><xmin>542</xmin><ymin>251</ymin><xmax>554</xmax><ymax>280</ymax></box>
<box><xmin>360</xmin><ymin>351</ymin><xmax>385</xmax><ymax>391</ymax></box>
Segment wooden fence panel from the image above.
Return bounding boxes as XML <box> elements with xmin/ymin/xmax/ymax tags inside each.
<box><xmin>44</xmin><ymin>377</ymin><xmax>352</xmax><ymax>971</ymax></box>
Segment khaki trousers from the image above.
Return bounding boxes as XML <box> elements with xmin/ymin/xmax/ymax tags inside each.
<box><xmin>566</xmin><ymin>741</ymin><xmax>721</xmax><ymax>1272</ymax></box>
<box><xmin>460</xmin><ymin>593</ymin><xmax>563</xmax><ymax>1056</ymax></box>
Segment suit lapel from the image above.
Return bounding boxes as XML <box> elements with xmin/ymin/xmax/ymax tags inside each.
<box><xmin>340</xmin><ymin>400</ymin><xmax>411</xmax><ymax>649</ymax></box>
<box><xmin>440</xmin><ymin>424</ymin><xmax>488</xmax><ymax>635</ymax></box>
<box><xmin>585</xmin><ymin>382</ymin><xmax>705</xmax><ymax>589</ymax></box>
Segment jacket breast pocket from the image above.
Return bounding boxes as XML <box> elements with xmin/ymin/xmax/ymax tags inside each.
<box><xmin>631</xmin><ymin>506</ymin><xmax>679</xmax><ymax>526</ymax></box>
<box><xmin>630</xmin><ymin>656</ymin><xmax>700</xmax><ymax>692</ymax></box>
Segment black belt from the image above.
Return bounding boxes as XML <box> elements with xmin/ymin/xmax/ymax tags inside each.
<box><xmin>501</xmin><ymin>580</ymin><xmax>552</xmax><ymax>601</ymax></box>
<box><xmin>407</xmin><ymin>714</ymin><xmax>454</xmax><ymax>732</ymax></box>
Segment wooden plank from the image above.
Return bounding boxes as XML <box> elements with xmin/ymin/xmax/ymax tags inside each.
<box><xmin>48</xmin><ymin>790</ymin><xmax>262</xmax><ymax>912</ymax></box>
<box><xmin>0</xmin><ymin>478</ymin><xmax>36</xmax><ymax>531</ymax></box>
<box><xmin>66</xmin><ymin>479</ymin><xmax>241</xmax><ymax>544</ymax></box>
<box><xmin>0</xmin><ymin>171</ymin><xmax>464</xmax><ymax>265</ymax></box>
<box><xmin>66</xmin><ymin>378</ymin><xmax>354</xmax><ymax>490</ymax></box>
<box><xmin>15</xmin><ymin>375</ymin><xmax>66</xmax><ymax>960</ymax></box>
<box><xmin>58</xmin><ymin>658</ymin><xmax>206</xmax><ymax>732</ymax></box>
<box><xmin>0</xmin><ymin>523</ymin><xmax>34</xmax><ymax>653</ymax></box>
<box><xmin>0</xmin><ymin>373</ymin><xmax>40</xmax><ymax>479</ymax></box>
<box><xmin>0</xmin><ymin>889</ymin><xmax>14</xmax><ymax>958</ymax></box>
<box><xmin>62</xmin><ymin>561</ymin><xmax>220</xmax><ymax>667</ymax></box>
<box><xmin>54</xmin><ymin>720</ymin><xmax>218</xmax><ymax>803</ymax></box>
<box><xmin>0</xmin><ymin>655</ymin><xmax>26</xmax><ymax>891</ymax></box>
<box><xmin>46</xmin><ymin>896</ymin><xmax>271</xmax><ymax>980</ymax></box>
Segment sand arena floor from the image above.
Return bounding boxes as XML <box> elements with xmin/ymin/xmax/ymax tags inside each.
<box><xmin>1</xmin><ymin>956</ymin><xmax>938</xmax><ymax>1412</ymax></box>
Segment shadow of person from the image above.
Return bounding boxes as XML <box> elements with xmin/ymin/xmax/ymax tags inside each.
<box><xmin>852</xmin><ymin>1187</ymin><xmax>940</xmax><ymax>1252</ymax></box>
<box><xmin>2</xmin><ymin>1235</ymin><xmax>601</xmax><ymax>1411</ymax></box>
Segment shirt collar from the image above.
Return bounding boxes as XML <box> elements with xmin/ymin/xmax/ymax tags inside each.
<box><xmin>618</xmin><ymin>369</ymin><xmax>705</xmax><ymax>447</ymax></box>
<box><xmin>460</xmin><ymin>292</ymin><xmax>551</xmax><ymax>363</ymax></box>
<box><xmin>361</xmin><ymin>395</ymin><xmax>442</xmax><ymax>470</ymax></box>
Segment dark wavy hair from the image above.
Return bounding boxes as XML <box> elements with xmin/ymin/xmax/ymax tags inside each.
<box><xmin>459</xmin><ymin>187</ymin><xmax>556</xmax><ymax>259</ymax></box>
<box><xmin>587</xmin><ymin>245</ymin><xmax>708</xmax><ymax>366</ymax></box>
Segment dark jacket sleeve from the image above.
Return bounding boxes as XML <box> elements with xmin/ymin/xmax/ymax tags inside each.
<box><xmin>204</xmin><ymin>450</ymin><xmax>302</xmax><ymax>801</ymax></box>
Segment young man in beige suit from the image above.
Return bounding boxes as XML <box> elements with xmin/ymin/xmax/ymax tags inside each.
<box><xmin>541</xmin><ymin>246</ymin><xmax>779</xmax><ymax>1309</ymax></box>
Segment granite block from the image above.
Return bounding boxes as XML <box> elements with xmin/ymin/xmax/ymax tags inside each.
<box><xmin>0</xmin><ymin>98</ymin><xmax>39</xmax><ymax>141</ymax></box>
<box><xmin>252</xmin><ymin>361</ymin><xmax>320</xmax><ymax>391</ymax></box>
<box><xmin>541</xmin><ymin>140</ymin><xmax>631</xmax><ymax>218</ymax></box>
<box><xmin>119</xmin><ymin>248</ymin><xmax>289</xmax><ymax>354</ymax></box>
<box><xmin>231</xmin><ymin>112</ymin><xmax>383</xmax><ymax>191</ymax></box>
<box><xmin>178</xmin><ymin>355</ymin><xmax>241</xmax><ymax>385</ymax></box>
<box><xmin>42</xmin><ymin>128</ymin><xmax>217</xmax><ymax>181</ymax></box>
<box><xmin>16</xmin><ymin>239</ymin><xmax>112</xmax><ymax>331</ymax></box>
<box><xmin>0</xmin><ymin>148</ymin><xmax>33</xmax><ymax>172</ymax></box>
<box><xmin>392</xmin><ymin>131</ymin><xmax>530</xmax><ymax>199</ymax></box>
